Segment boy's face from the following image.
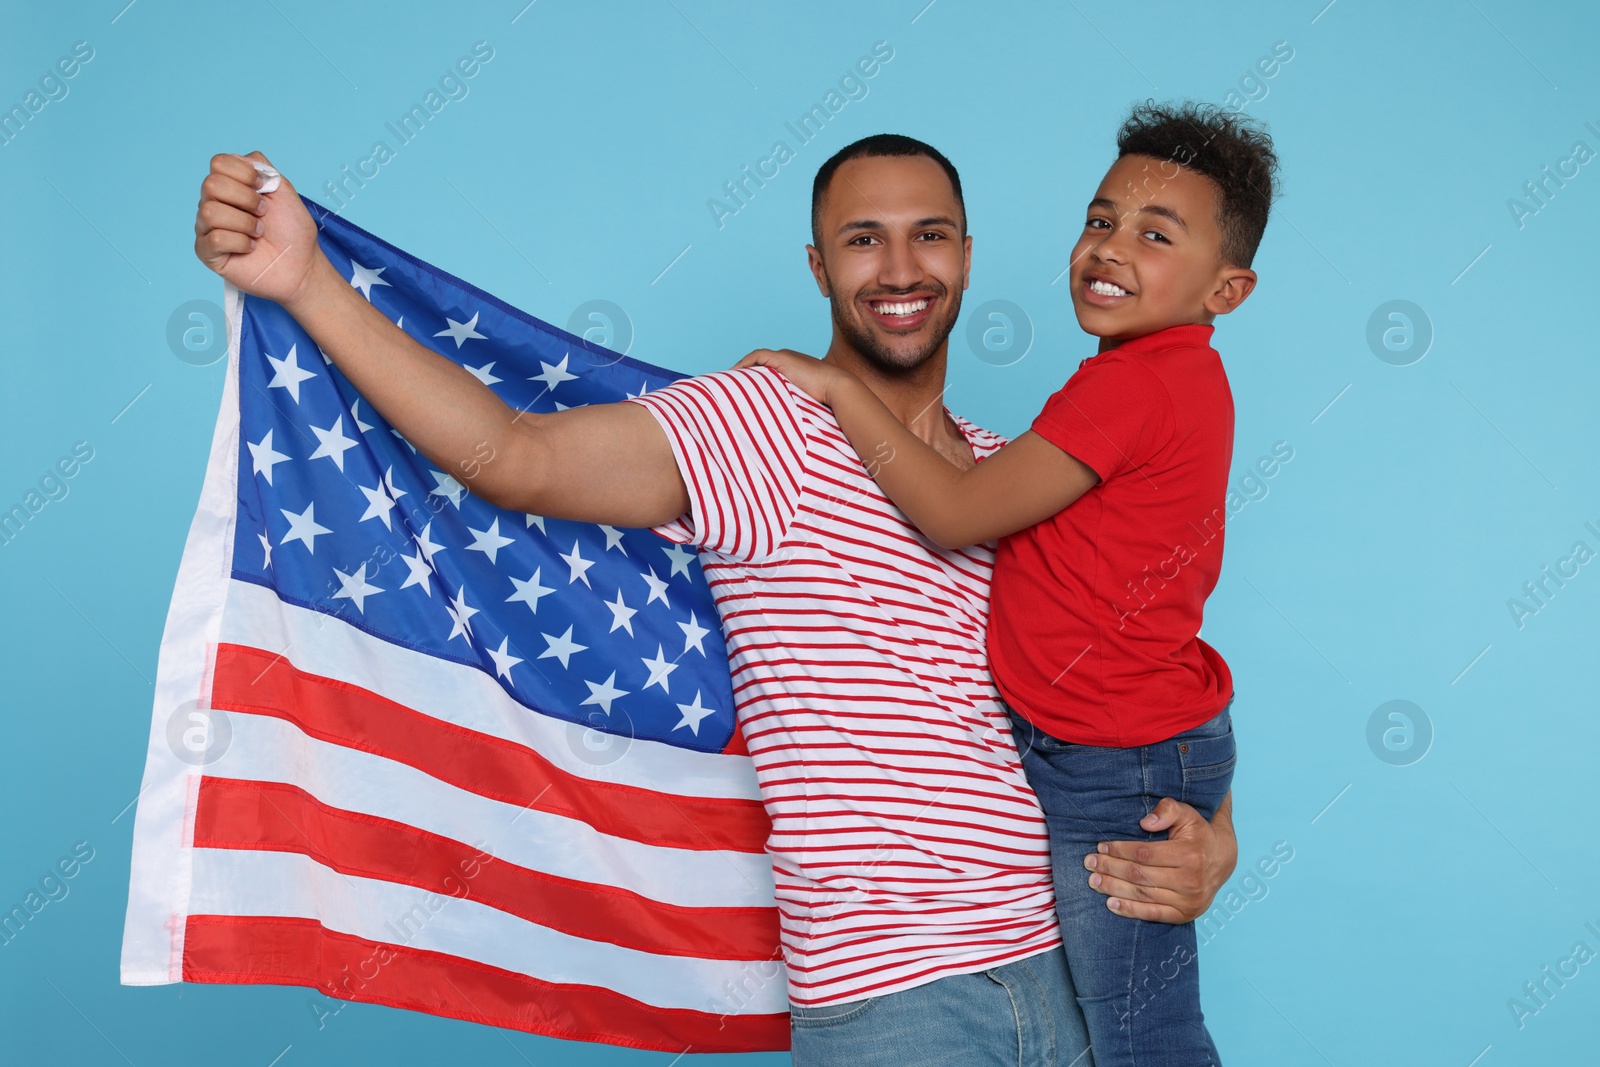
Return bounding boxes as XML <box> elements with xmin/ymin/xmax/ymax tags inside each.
<box><xmin>1068</xmin><ymin>153</ymin><xmax>1256</xmax><ymax>346</ymax></box>
<box><xmin>808</xmin><ymin>154</ymin><xmax>971</xmax><ymax>374</ymax></box>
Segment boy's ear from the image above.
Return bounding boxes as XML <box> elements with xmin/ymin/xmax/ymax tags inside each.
<box><xmin>1205</xmin><ymin>267</ymin><xmax>1257</xmax><ymax>316</ymax></box>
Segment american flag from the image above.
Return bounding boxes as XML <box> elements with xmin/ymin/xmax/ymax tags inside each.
<box><xmin>120</xmin><ymin>197</ymin><xmax>787</xmax><ymax>1053</ymax></box>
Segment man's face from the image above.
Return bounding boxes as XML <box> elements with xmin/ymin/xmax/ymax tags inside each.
<box><xmin>808</xmin><ymin>155</ymin><xmax>971</xmax><ymax>373</ymax></box>
<box><xmin>1068</xmin><ymin>153</ymin><xmax>1246</xmax><ymax>344</ymax></box>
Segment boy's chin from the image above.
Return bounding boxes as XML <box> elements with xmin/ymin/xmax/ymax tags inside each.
<box><xmin>1071</xmin><ymin>304</ymin><xmax>1135</xmax><ymax>339</ymax></box>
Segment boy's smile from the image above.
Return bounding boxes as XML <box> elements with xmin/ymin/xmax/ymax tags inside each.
<box><xmin>1068</xmin><ymin>153</ymin><xmax>1256</xmax><ymax>349</ymax></box>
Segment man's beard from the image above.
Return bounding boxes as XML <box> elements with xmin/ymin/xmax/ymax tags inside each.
<box><xmin>829</xmin><ymin>284</ymin><xmax>963</xmax><ymax>375</ymax></box>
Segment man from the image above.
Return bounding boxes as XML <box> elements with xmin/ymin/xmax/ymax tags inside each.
<box><xmin>192</xmin><ymin>134</ymin><xmax>1237</xmax><ymax>1065</ymax></box>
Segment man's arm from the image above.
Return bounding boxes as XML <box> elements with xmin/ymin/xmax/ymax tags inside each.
<box><xmin>1086</xmin><ymin>793</ymin><xmax>1238</xmax><ymax>923</ymax></box>
<box><xmin>194</xmin><ymin>151</ymin><xmax>687</xmax><ymax>528</ymax></box>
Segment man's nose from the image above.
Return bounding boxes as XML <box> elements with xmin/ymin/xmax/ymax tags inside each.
<box><xmin>878</xmin><ymin>233</ymin><xmax>925</xmax><ymax>288</ymax></box>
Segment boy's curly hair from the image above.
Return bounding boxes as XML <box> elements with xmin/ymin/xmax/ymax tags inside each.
<box><xmin>1116</xmin><ymin>100</ymin><xmax>1280</xmax><ymax>269</ymax></box>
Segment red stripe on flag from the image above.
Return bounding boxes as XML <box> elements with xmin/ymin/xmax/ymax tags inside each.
<box><xmin>192</xmin><ymin>776</ymin><xmax>779</xmax><ymax>961</ymax></box>
<box><xmin>210</xmin><ymin>643</ymin><xmax>768</xmax><ymax>853</ymax></box>
<box><xmin>182</xmin><ymin>915</ymin><xmax>789</xmax><ymax>1054</ymax></box>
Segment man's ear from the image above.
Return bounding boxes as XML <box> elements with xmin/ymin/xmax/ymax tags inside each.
<box><xmin>806</xmin><ymin>244</ymin><xmax>832</xmax><ymax>298</ymax></box>
<box><xmin>1205</xmin><ymin>266</ymin><xmax>1257</xmax><ymax>316</ymax></box>
<box><xmin>962</xmin><ymin>233</ymin><xmax>973</xmax><ymax>292</ymax></box>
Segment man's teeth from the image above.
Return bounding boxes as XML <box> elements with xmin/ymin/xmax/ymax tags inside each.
<box><xmin>874</xmin><ymin>298</ymin><xmax>930</xmax><ymax>316</ymax></box>
<box><xmin>1089</xmin><ymin>280</ymin><xmax>1130</xmax><ymax>297</ymax></box>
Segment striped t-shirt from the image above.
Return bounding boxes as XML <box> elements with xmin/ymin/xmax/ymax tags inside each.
<box><xmin>625</xmin><ymin>366</ymin><xmax>1060</xmax><ymax>1007</ymax></box>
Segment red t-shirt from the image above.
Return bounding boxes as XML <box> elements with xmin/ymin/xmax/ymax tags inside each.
<box><xmin>987</xmin><ymin>322</ymin><xmax>1234</xmax><ymax>747</ymax></box>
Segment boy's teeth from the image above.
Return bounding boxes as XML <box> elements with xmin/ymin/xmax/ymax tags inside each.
<box><xmin>1089</xmin><ymin>280</ymin><xmax>1130</xmax><ymax>297</ymax></box>
<box><xmin>875</xmin><ymin>298</ymin><xmax>930</xmax><ymax>316</ymax></box>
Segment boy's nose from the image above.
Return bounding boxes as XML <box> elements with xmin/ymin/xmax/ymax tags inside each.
<box><xmin>1091</xmin><ymin>239</ymin><xmax>1128</xmax><ymax>266</ymax></box>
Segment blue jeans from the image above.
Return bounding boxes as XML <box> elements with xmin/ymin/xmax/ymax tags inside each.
<box><xmin>788</xmin><ymin>945</ymin><xmax>1092</xmax><ymax>1066</ymax></box>
<box><xmin>1006</xmin><ymin>701</ymin><xmax>1236</xmax><ymax>1067</ymax></box>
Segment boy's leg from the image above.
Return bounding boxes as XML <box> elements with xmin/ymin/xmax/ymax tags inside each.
<box><xmin>787</xmin><ymin>945</ymin><xmax>1091</xmax><ymax>1067</ymax></box>
<box><xmin>1008</xmin><ymin>705</ymin><xmax>1236</xmax><ymax>1067</ymax></box>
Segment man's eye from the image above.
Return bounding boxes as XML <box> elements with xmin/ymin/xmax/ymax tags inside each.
<box><xmin>915</xmin><ymin>231</ymin><xmax>944</xmax><ymax>241</ymax></box>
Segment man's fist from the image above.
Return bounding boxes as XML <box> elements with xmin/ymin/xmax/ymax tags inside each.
<box><xmin>193</xmin><ymin>151</ymin><xmax>323</xmax><ymax>307</ymax></box>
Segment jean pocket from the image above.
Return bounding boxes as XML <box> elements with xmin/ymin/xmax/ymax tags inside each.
<box><xmin>1006</xmin><ymin>705</ymin><xmax>1063</xmax><ymax>755</ymax></box>
<box><xmin>1176</xmin><ymin>726</ymin><xmax>1236</xmax><ymax>783</ymax></box>
<box><xmin>789</xmin><ymin>995</ymin><xmax>879</xmax><ymax>1028</ymax></box>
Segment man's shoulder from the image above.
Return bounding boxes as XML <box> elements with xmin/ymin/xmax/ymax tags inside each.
<box><xmin>638</xmin><ymin>364</ymin><xmax>821</xmax><ymax>416</ymax></box>
<box><xmin>948</xmin><ymin>410</ymin><xmax>1009</xmax><ymax>457</ymax></box>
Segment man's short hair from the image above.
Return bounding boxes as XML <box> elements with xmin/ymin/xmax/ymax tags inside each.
<box><xmin>1116</xmin><ymin>100</ymin><xmax>1280</xmax><ymax>269</ymax></box>
<box><xmin>811</xmin><ymin>134</ymin><xmax>965</xmax><ymax>246</ymax></box>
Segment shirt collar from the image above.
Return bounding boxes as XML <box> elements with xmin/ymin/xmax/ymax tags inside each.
<box><xmin>1097</xmin><ymin>322</ymin><xmax>1216</xmax><ymax>358</ymax></box>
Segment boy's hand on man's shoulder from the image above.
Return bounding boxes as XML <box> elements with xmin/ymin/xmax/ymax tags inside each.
<box><xmin>1082</xmin><ymin>794</ymin><xmax>1237</xmax><ymax>923</ymax></box>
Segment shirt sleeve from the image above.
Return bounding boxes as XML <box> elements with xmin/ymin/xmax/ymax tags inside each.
<box><xmin>622</xmin><ymin>366</ymin><xmax>809</xmax><ymax>562</ymax></box>
<box><xmin>1029</xmin><ymin>354</ymin><xmax>1173</xmax><ymax>481</ymax></box>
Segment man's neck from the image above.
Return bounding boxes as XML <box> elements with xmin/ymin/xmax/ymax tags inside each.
<box><xmin>823</xmin><ymin>339</ymin><xmax>963</xmax><ymax>453</ymax></box>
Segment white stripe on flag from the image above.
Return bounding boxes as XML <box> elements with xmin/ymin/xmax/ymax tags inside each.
<box><xmin>187</xmin><ymin>848</ymin><xmax>787</xmax><ymax>1014</ymax></box>
<box><xmin>207</xmin><ymin>711</ymin><xmax>774</xmax><ymax>907</ymax></box>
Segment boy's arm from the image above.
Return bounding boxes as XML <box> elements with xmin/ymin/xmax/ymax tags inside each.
<box><xmin>1086</xmin><ymin>793</ymin><xmax>1238</xmax><ymax>923</ymax></box>
<box><xmin>195</xmin><ymin>151</ymin><xmax>688</xmax><ymax>527</ymax></box>
<box><xmin>735</xmin><ymin>349</ymin><xmax>1098</xmax><ymax>548</ymax></box>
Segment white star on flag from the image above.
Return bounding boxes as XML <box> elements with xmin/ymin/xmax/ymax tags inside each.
<box><xmin>308</xmin><ymin>415</ymin><xmax>358</xmax><ymax>472</ymax></box>
<box><xmin>350</xmin><ymin>398</ymin><xmax>375</xmax><ymax>433</ymax></box>
<box><xmin>247</xmin><ymin>429</ymin><xmax>291</xmax><ymax>484</ymax></box>
<box><xmin>604</xmin><ymin>589</ymin><xmax>637</xmax><ymax>636</ymax></box>
<box><xmin>357</xmin><ymin>478</ymin><xmax>399</xmax><ymax>529</ymax></box>
<box><xmin>678</xmin><ymin>611</ymin><xmax>711</xmax><ymax>656</ymax></box>
<box><xmin>429</xmin><ymin>470</ymin><xmax>467</xmax><ymax>509</ymax></box>
<box><xmin>580</xmin><ymin>671</ymin><xmax>628</xmax><ymax>716</ymax></box>
<box><xmin>464</xmin><ymin>360</ymin><xmax>502</xmax><ymax>386</ymax></box>
<box><xmin>413</xmin><ymin>521</ymin><xmax>445</xmax><ymax>565</ymax></box>
<box><xmin>598</xmin><ymin>526</ymin><xmax>628</xmax><ymax>554</ymax></box>
<box><xmin>446</xmin><ymin>586</ymin><xmax>479</xmax><ymax>642</ymax></box>
<box><xmin>265</xmin><ymin>344</ymin><xmax>316</xmax><ymax>403</ymax></box>
<box><xmin>560</xmin><ymin>541</ymin><xmax>595</xmax><ymax>587</ymax></box>
<box><xmin>279</xmin><ymin>501</ymin><xmax>332</xmax><ymax>553</ymax></box>
<box><xmin>661</xmin><ymin>542</ymin><xmax>696</xmax><ymax>579</ymax></box>
<box><xmin>674</xmin><ymin>690</ymin><xmax>716</xmax><ymax>735</ymax></box>
<box><xmin>486</xmin><ymin>636</ymin><xmax>523</xmax><ymax>680</ymax></box>
<box><xmin>531</xmin><ymin>354</ymin><xmax>579</xmax><ymax>392</ymax></box>
<box><xmin>640</xmin><ymin>645</ymin><xmax>678</xmax><ymax>694</ymax></box>
<box><xmin>466</xmin><ymin>518</ymin><xmax>514</xmax><ymax>564</ymax></box>
<box><xmin>435</xmin><ymin>311</ymin><xmax>487</xmax><ymax>348</ymax></box>
<box><xmin>640</xmin><ymin>568</ymin><xmax>671</xmax><ymax>609</ymax></box>
<box><xmin>398</xmin><ymin>548</ymin><xmax>433</xmax><ymax>594</ymax></box>
<box><xmin>331</xmin><ymin>562</ymin><xmax>383</xmax><ymax>613</ymax></box>
<box><xmin>507</xmin><ymin>569</ymin><xmax>555</xmax><ymax>613</ymax></box>
<box><xmin>349</xmin><ymin>260</ymin><xmax>391</xmax><ymax>299</ymax></box>
<box><xmin>538</xmin><ymin>625</ymin><xmax>586</xmax><ymax>668</ymax></box>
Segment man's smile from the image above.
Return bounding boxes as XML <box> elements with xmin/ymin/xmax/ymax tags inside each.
<box><xmin>862</xmin><ymin>293</ymin><xmax>937</xmax><ymax>330</ymax></box>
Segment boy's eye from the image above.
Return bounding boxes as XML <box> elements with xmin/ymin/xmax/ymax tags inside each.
<box><xmin>1143</xmin><ymin>230</ymin><xmax>1171</xmax><ymax>243</ymax></box>
<box><xmin>1086</xmin><ymin>217</ymin><xmax>1111</xmax><ymax>230</ymax></box>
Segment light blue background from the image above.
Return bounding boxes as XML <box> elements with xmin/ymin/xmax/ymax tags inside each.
<box><xmin>3</xmin><ymin>1</ymin><xmax>1598</xmax><ymax>1064</ymax></box>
